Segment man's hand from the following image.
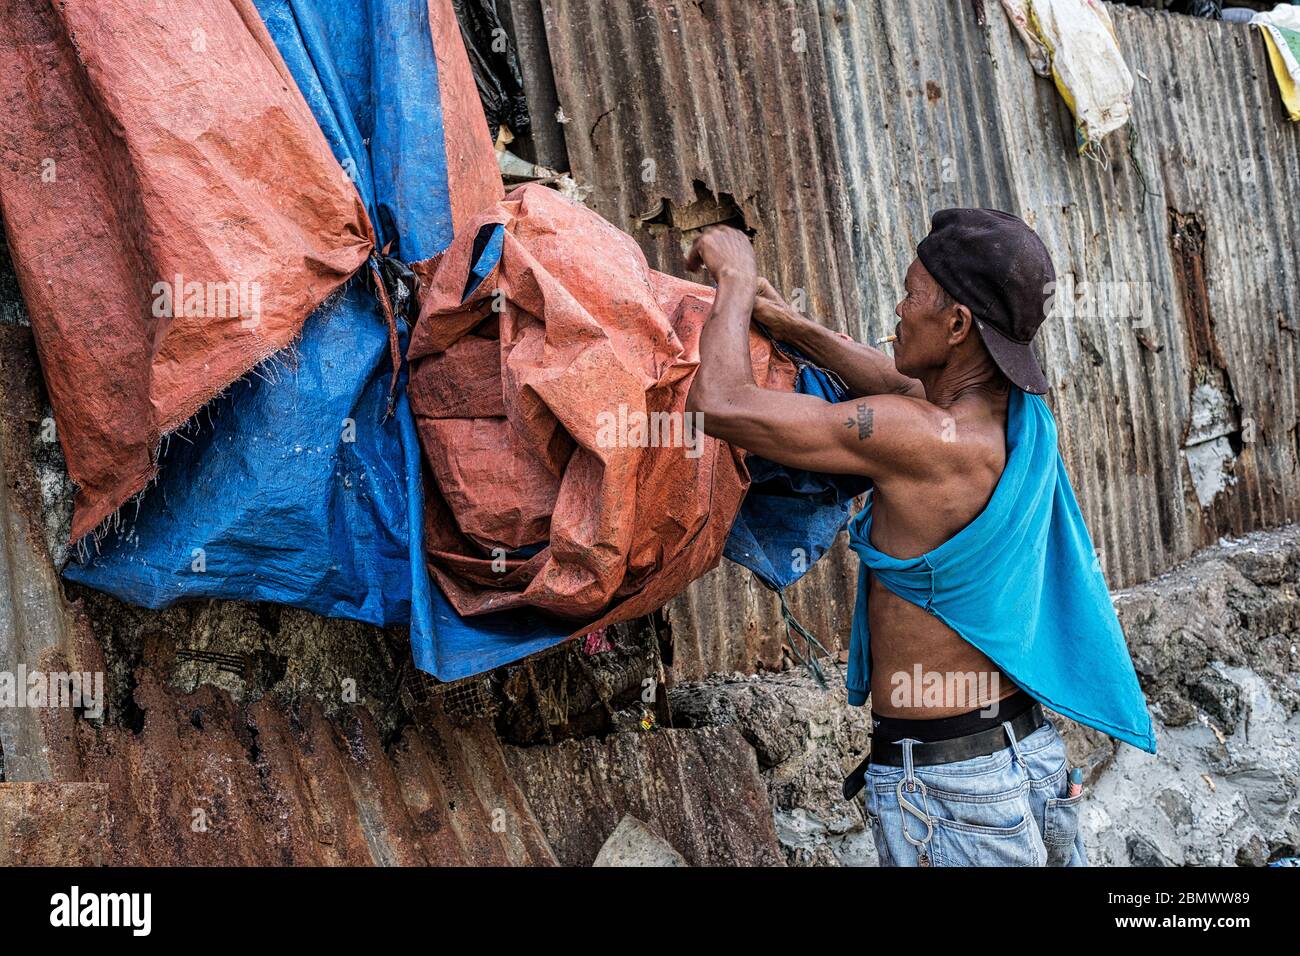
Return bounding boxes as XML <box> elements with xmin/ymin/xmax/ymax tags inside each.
<box><xmin>753</xmin><ymin>277</ymin><xmax>795</xmax><ymax>336</ymax></box>
<box><xmin>685</xmin><ymin>226</ymin><xmax>758</xmax><ymax>283</ymax></box>
<box><xmin>753</xmin><ymin>277</ymin><xmax>854</xmax><ymax>344</ymax></box>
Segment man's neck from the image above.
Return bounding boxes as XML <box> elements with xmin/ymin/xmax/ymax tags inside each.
<box><xmin>919</xmin><ymin>360</ymin><xmax>1010</xmax><ymax>410</ymax></box>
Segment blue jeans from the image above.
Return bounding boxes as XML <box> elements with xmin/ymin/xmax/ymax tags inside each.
<box><xmin>863</xmin><ymin>717</ymin><xmax>1088</xmax><ymax>867</ymax></box>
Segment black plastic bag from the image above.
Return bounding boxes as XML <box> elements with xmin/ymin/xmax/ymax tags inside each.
<box><xmin>452</xmin><ymin>0</ymin><xmax>531</xmax><ymax>141</ymax></box>
<box><xmin>1169</xmin><ymin>0</ymin><xmax>1223</xmax><ymax>18</ymax></box>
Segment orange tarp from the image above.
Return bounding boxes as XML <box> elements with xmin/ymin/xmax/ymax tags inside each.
<box><xmin>409</xmin><ymin>183</ymin><xmax>796</xmax><ymax>629</ymax></box>
<box><xmin>0</xmin><ymin>0</ymin><xmax>373</xmax><ymax>539</ymax></box>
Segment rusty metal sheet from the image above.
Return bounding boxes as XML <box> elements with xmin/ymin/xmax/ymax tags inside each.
<box><xmin>48</xmin><ymin>676</ymin><xmax>558</xmax><ymax>866</ymax></box>
<box><xmin>542</xmin><ymin>0</ymin><xmax>1300</xmax><ymax>678</ymax></box>
<box><xmin>505</xmin><ymin>725</ymin><xmax>786</xmax><ymax>866</ymax></box>
<box><xmin>0</xmin><ymin>325</ymin><xmax>74</xmax><ymax>784</ymax></box>
<box><xmin>0</xmin><ymin>783</ymin><xmax>109</xmax><ymax>865</ymax></box>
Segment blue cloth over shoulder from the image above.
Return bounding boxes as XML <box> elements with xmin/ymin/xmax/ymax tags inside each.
<box><xmin>846</xmin><ymin>388</ymin><xmax>1157</xmax><ymax>754</ymax></box>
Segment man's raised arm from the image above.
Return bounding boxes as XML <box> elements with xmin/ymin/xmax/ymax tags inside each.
<box><xmin>684</xmin><ymin>227</ymin><xmax>935</xmax><ymax>481</ymax></box>
<box><xmin>752</xmin><ymin>279</ymin><xmax>925</xmax><ymax>400</ymax></box>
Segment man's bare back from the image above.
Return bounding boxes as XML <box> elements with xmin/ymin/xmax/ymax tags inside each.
<box><xmin>865</xmin><ymin>389</ymin><xmax>1013</xmax><ymax>717</ymax></box>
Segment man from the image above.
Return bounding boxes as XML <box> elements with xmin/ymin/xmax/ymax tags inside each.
<box><xmin>685</xmin><ymin>209</ymin><xmax>1155</xmax><ymax>867</ymax></box>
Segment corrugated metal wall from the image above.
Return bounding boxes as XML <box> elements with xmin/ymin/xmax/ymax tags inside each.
<box><xmin>540</xmin><ymin>0</ymin><xmax>1300</xmax><ymax>679</ymax></box>
<box><xmin>820</xmin><ymin>0</ymin><xmax>1300</xmax><ymax>585</ymax></box>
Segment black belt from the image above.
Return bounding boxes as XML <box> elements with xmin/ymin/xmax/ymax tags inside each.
<box><xmin>842</xmin><ymin>703</ymin><xmax>1045</xmax><ymax>801</ymax></box>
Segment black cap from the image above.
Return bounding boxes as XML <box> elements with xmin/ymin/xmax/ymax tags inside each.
<box><xmin>916</xmin><ymin>208</ymin><xmax>1054</xmax><ymax>395</ymax></box>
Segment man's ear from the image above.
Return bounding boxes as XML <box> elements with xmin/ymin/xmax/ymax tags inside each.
<box><xmin>947</xmin><ymin>303</ymin><xmax>974</xmax><ymax>345</ymax></box>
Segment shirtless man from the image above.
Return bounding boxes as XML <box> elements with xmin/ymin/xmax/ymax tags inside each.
<box><xmin>685</xmin><ymin>209</ymin><xmax>1112</xmax><ymax>866</ymax></box>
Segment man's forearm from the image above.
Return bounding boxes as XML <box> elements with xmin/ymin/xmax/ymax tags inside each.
<box><xmin>692</xmin><ymin>268</ymin><xmax>759</xmax><ymax>406</ymax></box>
<box><xmin>761</xmin><ymin>307</ymin><xmax>922</xmax><ymax>398</ymax></box>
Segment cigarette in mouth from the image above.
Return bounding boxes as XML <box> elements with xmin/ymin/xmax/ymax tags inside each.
<box><xmin>876</xmin><ymin>335</ymin><xmax>897</xmax><ymax>346</ymax></box>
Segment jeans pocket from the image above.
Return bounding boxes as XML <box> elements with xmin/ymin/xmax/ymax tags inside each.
<box><xmin>928</xmin><ymin>792</ymin><xmax>1045</xmax><ymax>867</ymax></box>
<box><xmin>1042</xmin><ymin>792</ymin><xmax>1084</xmax><ymax>866</ymax></box>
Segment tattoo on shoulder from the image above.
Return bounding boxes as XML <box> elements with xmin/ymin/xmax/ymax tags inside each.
<box><xmin>844</xmin><ymin>403</ymin><xmax>874</xmax><ymax>440</ymax></box>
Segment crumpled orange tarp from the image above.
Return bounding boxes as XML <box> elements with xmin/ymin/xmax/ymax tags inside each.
<box><xmin>0</xmin><ymin>0</ymin><xmax>373</xmax><ymax>540</ymax></box>
<box><xmin>408</xmin><ymin>183</ymin><xmax>796</xmax><ymax>630</ymax></box>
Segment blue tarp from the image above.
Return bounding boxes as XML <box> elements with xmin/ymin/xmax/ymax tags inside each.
<box><xmin>255</xmin><ymin>0</ymin><xmax>455</xmax><ymax>261</ymax></box>
<box><xmin>66</xmin><ymin>0</ymin><xmax>447</xmax><ymax>646</ymax></box>
<box><xmin>66</xmin><ymin>284</ymin><xmax>419</xmax><ymax>624</ymax></box>
<box><xmin>66</xmin><ymin>0</ymin><xmax>864</xmax><ymax>683</ymax></box>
